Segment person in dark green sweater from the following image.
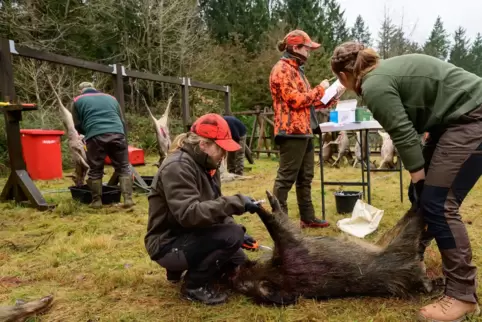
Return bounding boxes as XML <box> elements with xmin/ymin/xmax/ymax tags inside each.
<box><xmin>331</xmin><ymin>42</ymin><xmax>482</xmax><ymax>322</ymax></box>
<box><xmin>72</xmin><ymin>82</ymin><xmax>134</xmax><ymax>209</ymax></box>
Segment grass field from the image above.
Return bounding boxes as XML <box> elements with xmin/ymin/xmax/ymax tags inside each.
<box><xmin>1</xmin><ymin>155</ymin><xmax>481</xmax><ymax>321</ymax></box>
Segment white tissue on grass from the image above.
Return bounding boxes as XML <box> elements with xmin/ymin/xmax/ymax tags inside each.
<box><xmin>336</xmin><ymin>199</ymin><xmax>384</xmax><ymax>238</ymax></box>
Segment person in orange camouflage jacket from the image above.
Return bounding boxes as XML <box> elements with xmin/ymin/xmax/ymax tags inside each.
<box><xmin>269</xmin><ymin>29</ymin><xmax>343</xmax><ymax>229</ymax></box>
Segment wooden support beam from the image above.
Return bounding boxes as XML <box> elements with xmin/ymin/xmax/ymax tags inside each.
<box><xmin>181</xmin><ymin>77</ymin><xmax>191</xmax><ymax>131</ymax></box>
<box><xmin>224</xmin><ymin>85</ymin><xmax>231</xmax><ymax>115</ymax></box>
<box><xmin>107</xmin><ymin>63</ymin><xmax>148</xmax><ymax>190</ymax></box>
<box><xmin>125</xmin><ymin>70</ymin><xmax>183</xmax><ymax>85</ymax></box>
<box><xmin>0</xmin><ymin>40</ymin><xmax>52</xmax><ymax>210</ymax></box>
<box><xmin>190</xmin><ymin>79</ymin><xmax>228</xmax><ymax>92</ymax></box>
<box><xmin>11</xmin><ymin>40</ymin><xmax>113</xmax><ymax>74</ymax></box>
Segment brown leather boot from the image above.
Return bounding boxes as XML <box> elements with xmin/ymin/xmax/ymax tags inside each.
<box><xmin>418</xmin><ymin>295</ymin><xmax>480</xmax><ymax>322</ymax></box>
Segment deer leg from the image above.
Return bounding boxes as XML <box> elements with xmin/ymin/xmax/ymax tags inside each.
<box><xmin>378</xmin><ymin>160</ymin><xmax>386</xmax><ymax>170</ymax></box>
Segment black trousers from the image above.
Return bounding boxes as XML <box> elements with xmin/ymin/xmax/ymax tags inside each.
<box><xmin>155</xmin><ymin>224</ymin><xmax>246</xmax><ymax>288</ymax></box>
<box><xmin>85</xmin><ymin>132</ymin><xmax>130</xmax><ymax>180</ymax></box>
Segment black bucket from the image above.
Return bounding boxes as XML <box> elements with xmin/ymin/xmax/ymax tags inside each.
<box><xmin>334</xmin><ymin>190</ymin><xmax>362</xmax><ymax>214</ymax></box>
<box><xmin>69</xmin><ymin>184</ymin><xmax>121</xmax><ymax>205</ymax></box>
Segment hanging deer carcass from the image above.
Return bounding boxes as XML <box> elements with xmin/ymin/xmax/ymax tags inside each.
<box><xmin>378</xmin><ymin>130</ymin><xmax>396</xmax><ymax>169</ymax></box>
<box><xmin>323</xmin><ymin>131</ymin><xmax>353</xmax><ymax>168</ymax></box>
<box><xmin>230</xmin><ymin>191</ymin><xmax>441</xmax><ymax>305</ymax></box>
<box><xmin>318</xmin><ymin>132</ymin><xmax>337</xmax><ymax>165</ymax></box>
<box><xmin>142</xmin><ymin>95</ymin><xmax>173</xmax><ymax>167</ymax></box>
<box><xmin>47</xmin><ymin>77</ymin><xmax>89</xmax><ymax>186</ymax></box>
<box><xmin>353</xmin><ymin>131</ymin><xmax>377</xmax><ymax>169</ymax></box>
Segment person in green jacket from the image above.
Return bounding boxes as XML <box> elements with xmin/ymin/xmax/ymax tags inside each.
<box><xmin>72</xmin><ymin>82</ymin><xmax>134</xmax><ymax>209</ymax></box>
<box><xmin>330</xmin><ymin>42</ymin><xmax>482</xmax><ymax>322</ymax></box>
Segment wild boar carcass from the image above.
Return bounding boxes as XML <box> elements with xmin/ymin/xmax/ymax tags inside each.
<box><xmin>378</xmin><ymin>130</ymin><xmax>396</xmax><ymax>169</ymax></box>
<box><xmin>143</xmin><ymin>95</ymin><xmax>173</xmax><ymax>167</ymax></box>
<box><xmin>48</xmin><ymin>78</ymin><xmax>89</xmax><ymax>186</ymax></box>
<box><xmin>231</xmin><ymin>191</ymin><xmax>439</xmax><ymax>305</ymax></box>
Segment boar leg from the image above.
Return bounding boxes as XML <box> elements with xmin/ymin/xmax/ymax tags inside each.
<box><xmin>255</xmin><ymin>191</ymin><xmax>302</xmax><ymax>249</ymax></box>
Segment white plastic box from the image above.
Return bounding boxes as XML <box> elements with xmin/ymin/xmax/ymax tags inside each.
<box><xmin>335</xmin><ymin>99</ymin><xmax>357</xmax><ymax>124</ymax></box>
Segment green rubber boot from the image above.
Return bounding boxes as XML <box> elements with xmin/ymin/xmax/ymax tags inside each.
<box><xmin>87</xmin><ymin>179</ymin><xmax>103</xmax><ymax>209</ymax></box>
<box><xmin>119</xmin><ymin>175</ymin><xmax>134</xmax><ymax>208</ymax></box>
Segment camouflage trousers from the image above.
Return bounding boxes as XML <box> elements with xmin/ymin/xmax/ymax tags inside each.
<box><xmin>227</xmin><ymin>135</ymin><xmax>246</xmax><ymax>175</ymax></box>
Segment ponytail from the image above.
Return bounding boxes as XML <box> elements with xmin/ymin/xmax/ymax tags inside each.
<box><xmin>168</xmin><ymin>132</ymin><xmax>215</xmax><ymax>155</ymax></box>
<box><xmin>277</xmin><ymin>40</ymin><xmax>287</xmax><ymax>52</ymax></box>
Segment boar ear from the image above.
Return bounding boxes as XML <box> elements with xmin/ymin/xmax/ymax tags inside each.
<box><xmin>266</xmin><ymin>190</ymin><xmax>282</xmax><ymax>213</ymax></box>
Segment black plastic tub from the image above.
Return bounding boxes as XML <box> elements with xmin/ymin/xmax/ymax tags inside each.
<box><xmin>69</xmin><ymin>184</ymin><xmax>121</xmax><ymax>205</ymax></box>
<box><xmin>334</xmin><ymin>190</ymin><xmax>362</xmax><ymax>214</ymax></box>
<box><xmin>141</xmin><ymin>176</ymin><xmax>154</xmax><ymax>187</ymax></box>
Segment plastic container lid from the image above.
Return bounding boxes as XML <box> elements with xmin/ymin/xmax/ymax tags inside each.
<box><xmin>20</xmin><ymin>129</ymin><xmax>65</xmax><ymax>136</ymax></box>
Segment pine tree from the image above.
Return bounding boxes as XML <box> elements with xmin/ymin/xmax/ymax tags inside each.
<box><xmin>198</xmin><ymin>0</ymin><xmax>271</xmax><ymax>52</ymax></box>
<box><xmin>423</xmin><ymin>16</ymin><xmax>450</xmax><ymax>60</ymax></box>
<box><xmin>377</xmin><ymin>9</ymin><xmax>396</xmax><ymax>59</ymax></box>
<box><xmin>282</xmin><ymin>0</ymin><xmax>321</xmax><ymax>37</ymax></box>
<box><xmin>449</xmin><ymin>27</ymin><xmax>471</xmax><ymax>70</ymax></box>
<box><xmin>468</xmin><ymin>33</ymin><xmax>482</xmax><ymax>76</ymax></box>
<box><xmin>316</xmin><ymin>0</ymin><xmax>349</xmax><ymax>52</ymax></box>
<box><xmin>389</xmin><ymin>26</ymin><xmax>408</xmax><ymax>56</ymax></box>
<box><xmin>405</xmin><ymin>41</ymin><xmax>423</xmax><ymax>54</ymax></box>
<box><xmin>351</xmin><ymin>15</ymin><xmax>371</xmax><ymax>46</ymax></box>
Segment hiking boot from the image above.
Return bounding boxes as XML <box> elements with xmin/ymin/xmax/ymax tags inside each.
<box><xmin>300</xmin><ymin>218</ymin><xmax>330</xmax><ymax>229</ymax></box>
<box><xmin>181</xmin><ymin>284</ymin><xmax>228</xmax><ymax>305</ymax></box>
<box><xmin>119</xmin><ymin>175</ymin><xmax>134</xmax><ymax>208</ymax></box>
<box><xmin>166</xmin><ymin>270</ymin><xmax>183</xmax><ymax>284</ymax></box>
<box><xmin>417</xmin><ymin>295</ymin><xmax>480</xmax><ymax>322</ymax></box>
<box><xmin>87</xmin><ymin>179</ymin><xmax>103</xmax><ymax>209</ymax></box>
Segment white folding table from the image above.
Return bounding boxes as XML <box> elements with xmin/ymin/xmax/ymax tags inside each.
<box><xmin>318</xmin><ymin>121</ymin><xmax>404</xmax><ymax>219</ymax></box>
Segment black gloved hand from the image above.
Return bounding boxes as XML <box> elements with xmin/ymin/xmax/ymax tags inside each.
<box><xmin>241</xmin><ymin>195</ymin><xmax>260</xmax><ymax>214</ymax></box>
<box><xmin>412</xmin><ymin>179</ymin><xmax>425</xmax><ymax>209</ymax></box>
<box><xmin>243</xmin><ymin>233</ymin><xmax>256</xmax><ymax>248</ymax></box>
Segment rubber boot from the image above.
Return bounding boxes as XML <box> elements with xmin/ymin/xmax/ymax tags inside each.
<box><xmin>119</xmin><ymin>175</ymin><xmax>134</xmax><ymax>208</ymax></box>
<box><xmin>87</xmin><ymin>179</ymin><xmax>103</xmax><ymax>209</ymax></box>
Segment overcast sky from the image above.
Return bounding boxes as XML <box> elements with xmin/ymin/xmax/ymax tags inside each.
<box><xmin>338</xmin><ymin>0</ymin><xmax>482</xmax><ymax>47</ymax></box>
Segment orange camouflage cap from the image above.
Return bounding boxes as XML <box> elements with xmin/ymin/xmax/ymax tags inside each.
<box><xmin>284</xmin><ymin>30</ymin><xmax>321</xmax><ymax>49</ymax></box>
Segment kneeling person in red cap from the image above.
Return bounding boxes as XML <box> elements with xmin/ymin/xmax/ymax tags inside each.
<box><xmin>145</xmin><ymin>113</ymin><xmax>260</xmax><ymax>305</ymax></box>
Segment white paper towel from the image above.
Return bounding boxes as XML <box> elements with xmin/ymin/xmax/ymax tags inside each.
<box><xmin>336</xmin><ymin>199</ymin><xmax>384</xmax><ymax>238</ymax></box>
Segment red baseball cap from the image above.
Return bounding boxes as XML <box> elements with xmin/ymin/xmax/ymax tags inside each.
<box><xmin>284</xmin><ymin>30</ymin><xmax>321</xmax><ymax>49</ymax></box>
<box><xmin>190</xmin><ymin>113</ymin><xmax>241</xmax><ymax>152</ymax></box>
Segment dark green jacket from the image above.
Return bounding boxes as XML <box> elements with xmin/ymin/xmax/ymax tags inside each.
<box><xmin>145</xmin><ymin>143</ymin><xmax>246</xmax><ymax>260</ymax></box>
<box><xmin>361</xmin><ymin>54</ymin><xmax>482</xmax><ymax>172</ymax></box>
<box><xmin>72</xmin><ymin>88</ymin><xmax>125</xmax><ymax>140</ymax></box>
